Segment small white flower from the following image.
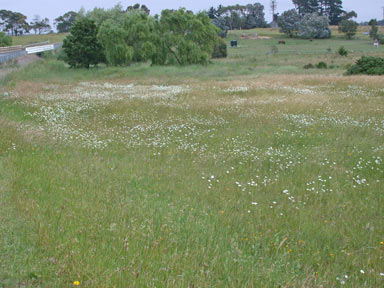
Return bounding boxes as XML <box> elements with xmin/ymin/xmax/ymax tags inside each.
<box><xmin>380</xmin><ymin>272</ymin><xmax>384</xmax><ymax>276</ymax></box>
<box><xmin>251</xmin><ymin>202</ymin><xmax>258</xmax><ymax>205</ymax></box>
<box><xmin>360</xmin><ymin>270</ymin><xmax>365</xmax><ymax>274</ymax></box>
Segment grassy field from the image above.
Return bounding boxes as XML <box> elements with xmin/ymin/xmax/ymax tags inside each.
<box><xmin>11</xmin><ymin>33</ymin><xmax>67</xmax><ymax>46</ymax></box>
<box><xmin>1</xmin><ymin>29</ymin><xmax>384</xmax><ymax>287</ymax></box>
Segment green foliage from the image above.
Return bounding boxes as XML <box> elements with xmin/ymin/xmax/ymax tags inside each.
<box><xmin>345</xmin><ymin>56</ymin><xmax>384</xmax><ymax>75</ymax></box>
<box><xmin>315</xmin><ymin>61</ymin><xmax>327</xmax><ymax>69</ymax></box>
<box><xmin>152</xmin><ymin>9</ymin><xmax>218</xmax><ymax>65</ymax></box>
<box><xmin>0</xmin><ymin>9</ymin><xmax>30</xmax><ymax>35</ymax></box>
<box><xmin>337</xmin><ymin>46</ymin><xmax>348</xmax><ymax>56</ymax></box>
<box><xmin>86</xmin><ymin>4</ymin><xmax>126</xmax><ymax>27</ymax></box>
<box><xmin>297</xmin><ymin>13</ymin><xmax>331</xmax><ymax>39</ymax></box>
<box><xmin>54</xmin><ymin>11</ymin><xmax>78</xmax><ymax>33</ymax></box>
<box><xmin>338</xmin><ymin>20</ymin><xmax>358</xmax><ymax>39</ymax></box>
<box><xmin>62</xmin><ymin>18</ymin><xmax>105</xmax><ymax>68</ymax></box>
<box><xmin>30</xmin><ymin>15</ymin><xmax>51</xmax><ymax>35</ymax></box>
<box><xmin>378</xmin><ymin>35</ymin><xmax>384</xmax><ymax>45</ymax></box>
<box><xmin>211</xmin><ymin>37</ymin><xmax>227</xmax><ymax>58</ymax></box>
<box><xmin>292</xmin><ymin>0</ymin><xmax>345</xmax><ymax>25</ymax></box>
<box><xmin>279</xmin><ymin>11</ymin><xmax>331</xmax><ymax>39</ymax></box>
<box><xmin>126</xmin><ymin>3</ymin><xmax>150</xmax><ymax>15</ymax></box>
<box><xmin>212</xmin><ymin>17</ymin><xmax>229</xmax><ymax>38</ymax></box>
<box><xmin>369</xmin><ymin>19</ymin><xmax>379</xmax><ymax>39</ymax></box>
<box><xmin>277</xmin><ymin>9</ymin><xmax>301</xmax><ymax>37</ymax></box>
<box><xmin>206</xmin><ymin>3</ymin><xmax>267</xmax><ymax>30</ymax></box>
<box><xmin>124</xmin><ymin>12</ymin><xmax>156</xmax><ymax>62</ymax></box>
<box><xmin>98</xmin><ymin>19</ymin><xmax>133</xmax><ymax>66</ymax></box>
<box><xmin>0</xmin><ymin>31</ymin><xmax>12</xmax><ymax>47</ymax></box>
<box><xmin>303</xmin><ymin>63</ymin><xmax>315</xmax><ymax>69</ymax></box>
<box><xmin>270</xmin><ymin>45</ymin><xmax>278</xmax><ymax>55</ymax></box>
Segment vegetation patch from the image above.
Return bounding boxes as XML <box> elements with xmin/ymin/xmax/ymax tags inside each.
<box><xmin>346</xmin><ymin>56</ymin><xmax>384</xmax><ymax>75</ymax></box>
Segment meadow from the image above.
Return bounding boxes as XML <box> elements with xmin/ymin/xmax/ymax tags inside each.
<box><xmin>0</xmin><ymin>28</ymin><xmax>383</xmax><ymax>287</ymax></box>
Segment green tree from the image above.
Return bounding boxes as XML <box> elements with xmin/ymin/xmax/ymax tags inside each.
<box><xmin>86</xmin><ymin>4</ymin><xmax>126</xmax><ymax>28</ymax></box>
<box><xmin>152</xmin><ymin>9</ymin><xmax>218</xmax><ymax>65</ymax></box>
<box><xmin>126</xmin><ymin>4</ymin><xmax>150</xmax><ymax>15</ymax></box>
<box><xmin>62</xmin><ymin>18</ymin><xmax>105</xmax><ymax>68</ymax></box>
<box><xmin>124</xmin><ymin>11</ymin><xmax>156</xmax><ymax>62</ymax></box>
<box><xmin>243</xmin><ymin>3</ymin><xmax>267</xmax><ymax>29</ymax></box>
<box><xmin>293</xmin><ymin>0</ymin><xmax>318</xmax><ymax>15</ymax></box>
<box><xmin>293</xmin><ymin>0</ymin><xmax>346</xmax><ymax>25</ymax></box>
<box><xmin>338</xmin><ymin>19</ymin><xmax>358</xmax><ymax>39</ymax></box>
<box><xmin>0</xmin><ymin>31</ymin><xmax>12</xmax><ymax>47</ymax></box>
<box><xmin>97</xmin><ymin>19</ymin><xmax>132</xmax><ymax>66</ymax></box>
<box><xmin>31</xmin><ymin>15</ymin><xmax>51</xmax><ymax>34</ymax></box>
<box><xmin>277</xmin><ymin>9</ymin><xmax>300</xmax><ymax>37</ymax></box>
<box><xmin>369</xmin><ymin>19</ymin><xmax>378</xmax><ymax>39</ymax></box>
<box><xmin>297</xmin><ymin>13</ymin><xmax>331</xmax><ymax>39</ymax></box>
<box><xmin>0</xmin><ymin>10</ymin><xmax>30</xmax><ymax>35</ymax></box>
<box><xmin>55</xmin><ymin>11</ymin><xmax>78</xmax><ymax>33</ymax></box>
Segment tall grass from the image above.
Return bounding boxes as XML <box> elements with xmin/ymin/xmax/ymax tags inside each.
<box><xmin>1</xmin><ymin>29</ymin><xmax>383</xmax><ymax>287</ymax></box>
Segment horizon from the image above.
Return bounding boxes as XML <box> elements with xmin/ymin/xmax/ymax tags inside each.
<box><xmin>1</xmin><ymin>0</ymin><xmax>384</xmax><ymax>29</ymax></box>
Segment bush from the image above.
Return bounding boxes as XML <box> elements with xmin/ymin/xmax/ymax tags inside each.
<box><xmin>345</xmin><ymin>56</ymin><xmax>384</xmax><ymax>75</ymax></box>
<box><xmin>62</xmin><ymin>18</ymin><xmax>105</xmax><ymax>68</ymax></box>
<box><xmin>377</xmin><ymin>34</ymin><xmax>384</xmax><ymax>45</ymax></box>
<box><xmin>337</xmin><ymin>46</ymin><xmax>348</xmax><ymax>56</ymax></box>
<box><xmin>212</xmin><ymin>37</ymin><xmax>227</xmax><ymax>58</ymax></box>
<box><xmin>338</xmin><ymin>20</ymin><xmax>358</xmax><ymax>39</ymax></box>
<box><xmin>315</xmin><ymin>62</ymin><xmax>327</xmax><ymax>69</ymax></box>
<box><xmin>0</xmin><ymin>32</ymin><xmax>12</xmax><ymax>47</ymax></box>
<box><xmin>56</xmin><ymin>48</ymin><xmax>69</xmax><ymax>62</ymax></box>
<box><xmin>303</xmin><ymin>63</ymin><xmax>315</xmax><ymax>69</ymax></box>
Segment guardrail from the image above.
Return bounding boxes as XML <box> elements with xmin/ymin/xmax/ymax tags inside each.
<box><xmin>26</xmin><ymin>44</ymin><xmax>55</xmax><ymax>54</ymax></box>
<box><xmin>0</xmin><ymin>45</ymin><xmax>23</xmax><ymax>54</ymax></box>
<box><xmin>0</xmin><ymin>43</ymin><xmax>62</xmax><ymax>64</ymax></box>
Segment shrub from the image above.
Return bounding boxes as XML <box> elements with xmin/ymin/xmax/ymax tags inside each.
<box><xmin>63</xmin><ymin>18</ymin><xmax>105</xmax><ymax>68</ymax></box>
<box><xmin>270</xmin><ymin>45</ymin><xmax>278</xmax><ymax>55</ymax></box>
<box><xmin>303</xmin><ymin>63</ymin><xmax>315</xmax><ymax>69</ymax></box>
<box><xmin>377</xmin><ymin>35</ymin><xmax>384</xmax><ymax>45</ymax></box>
<box><xmin>337</xmin><ymin>46</ymin><xmax>348</xmax><ymax>56</ymax></box>
<box><xmin>345</xmin><ymin>56</ymin><xmax>384</xmax><ymax>75</ymax></box>
<box><xmin>338</xmin><ymin>20</ymin><xmax>358</xmax><ymax>39</ymax></box>
<box><xmin>315</xmin><ymin>62</ymin><xmax>327</xmax><ymax>69</ymax></box>
<box><xmin>0</xmin><ymin>32</ymin><xmax>12</xmax><ymax>47</ymax></box>
<box><xmin>369</xmin><ymin>19</ymin><xmax>378</xmax><ymax>39</ymax></box>
<box><xmin>212</xmin><ymin>37</ymin><xmax>227</xmax><ymax>58</ymax></box>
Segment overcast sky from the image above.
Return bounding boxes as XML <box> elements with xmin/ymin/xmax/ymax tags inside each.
<box><xmin>1</xmin><ymin>0</ymin><xmax>383</xmax><ymax>25</ymax></box>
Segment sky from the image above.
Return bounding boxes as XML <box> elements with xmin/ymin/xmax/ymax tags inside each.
<box><xmin>1</xmin><ymin>0</ymin><xmax>384</xmax><ymax>25</ymax></box>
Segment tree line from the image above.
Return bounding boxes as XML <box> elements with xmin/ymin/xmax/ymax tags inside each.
<box><xmin>0</xmin><ymin>9</ymin><xmax>81</xmax><ymax>36</ymax></box>
<box><xmin>62</xmin><ymin>4</ymin><xmax>227</xmax><ymax>68</ymax></box>
<box><xmin>207</xmin><ymin>3</ymin><xmax>267</xmax><ymax>32</ymax></box>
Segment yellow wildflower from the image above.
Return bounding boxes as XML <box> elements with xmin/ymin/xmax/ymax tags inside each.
<box><xmin>74</xmin><ymin>281</ymin><xmax>80</xmax><ymax>286</ymax></box>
